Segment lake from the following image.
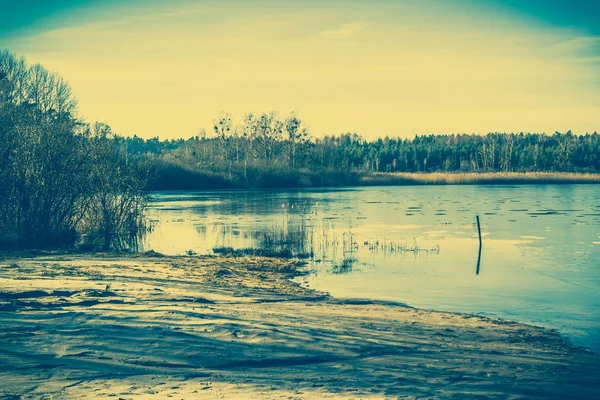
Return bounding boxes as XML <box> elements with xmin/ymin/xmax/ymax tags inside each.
<box><xmin>143</xmin><ymin>185</ymin><xmax>600</xmax><ymax>352</ymax></box>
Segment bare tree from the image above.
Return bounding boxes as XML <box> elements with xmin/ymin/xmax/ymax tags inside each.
<box><xmin>284</xmin><ymin>112</ymin><xmax>309</xmax><ymax>169</ymax></box>
<box><xmin>0</xmin><ymin>50</ymin><xmax>147</xmax><ymax>250</ymax></box>
<box><xmin>213</xmin><ymin>112</ymin><xmax>234</xmax><ymax>177</ymax></box>
<box><xmin>255</xmin><ymin>111</ymin><xmax>283</xmax><ymax>161</ymax></box>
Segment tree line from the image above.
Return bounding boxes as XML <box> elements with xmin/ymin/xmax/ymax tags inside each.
<box><xmin>0</xmin><ymin>50</ymin><xmax>148</xmax><ymax>250</ymax></box>
<box><xmin>119</xmin><ymin>115</ymin><xmax>600</xmax><ymax>189</ymax></box>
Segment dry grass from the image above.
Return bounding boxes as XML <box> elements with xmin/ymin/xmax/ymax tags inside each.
<box><xmin>360</xmin><ymin>172</ymin><xmax>600</xmax><ymax>186</ymax></box>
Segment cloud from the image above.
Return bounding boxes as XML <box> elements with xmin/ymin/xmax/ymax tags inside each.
<box><xmin>4</xmin><ymin>0</ymin><xmax>599</xmax><ymax>139</ymax></box>
<box><xmin>318</xmin><ymin>23</ymin><xmax>365</xmax><ymax>39</ymax></box>
<box><xmin>548</xmin><ymin>35</ymin><xmax>600</xmax><ymax>53</ymax></box>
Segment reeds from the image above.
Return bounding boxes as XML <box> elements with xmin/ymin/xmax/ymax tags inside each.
<box><xmin>213</xmin><ymin>212</ymin><xmax>441</xmax><ymax>269</ymax></box>
<box><xmin>363</xmin><ymin>237</ymin><xmax>440</xmax><ymax>255</ymax></box>
<box><xmin>360</xmin><ymin>172</ymin><xmax>600</xmax><ymax>186</ymax></box>
<box><xmin>213</xmin><ymin>212</ymin><xmax>314</xmax><ymax>258</ymax></box>
<box><xmin>331</xmin><ymin>257</ymin><xmax>356</xmax><ymax>274</ymax></box>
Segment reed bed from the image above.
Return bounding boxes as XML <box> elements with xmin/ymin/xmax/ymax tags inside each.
<box><xmin>331</xmin><ymin>257</ymin><xmax>356</xmax><ymax>274</ymax></box>
<box><xmin>213</xmin><ymin>211</ymin><xmax>441</xmax><ymax>273</ymax></box>
<box><xmin>360</xmin><ymin>172</ymin><xmax>600</xmax><ymax>186</ymax></box>
<box><xmin>213</xmin><ymin>213</ymin><xmax>314</xmax><ymax>258</ymax></box>
<box><xmin>363</xmin><ymin>237</ymin><xmax>440</xmax><ymax>255</ymax></box>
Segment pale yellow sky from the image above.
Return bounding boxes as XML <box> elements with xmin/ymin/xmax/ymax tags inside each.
<box><xmin>4</xmin><ymin>0</ymin><xmax>599</xmax><ymax>139</ymax></box>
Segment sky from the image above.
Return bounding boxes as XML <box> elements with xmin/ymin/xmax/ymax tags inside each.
<box><xmin>1</xmin><ymin>0</ymin><xmax>599</xmax><ymax>139</ymax></box>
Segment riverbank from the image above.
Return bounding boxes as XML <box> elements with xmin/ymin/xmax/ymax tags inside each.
<box><xmin>149</xmin><ymin>165</ymin><xmax>600</xmax><ymax>190</ymax></box>
<box><xmin>1</xmin><ymin>253</ymin><xmax>599</xmax><ymax>399</ymax></box>
<box><xmin>361</xmin><ymin>172</ymin><xmax>600</xmax><ymax>186</ymax></box>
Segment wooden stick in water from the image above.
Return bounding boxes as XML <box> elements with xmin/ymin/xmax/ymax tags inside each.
<box><xmin>476</xmin><ymin>215</ymin><xmax>482</xmax><ymax>247</ymax></box>
<box><xmin>476</xmin><ymin>215</ymin><xmax>482</xmax><ymax>275</ymax></box>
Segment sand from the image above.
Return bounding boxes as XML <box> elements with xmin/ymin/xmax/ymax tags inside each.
<box><xmin>0</xmin><ymin>253</ymin><xmax>599</xmax><ymax>399</ymax></box>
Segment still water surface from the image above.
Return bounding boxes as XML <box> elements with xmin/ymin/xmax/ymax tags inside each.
<box><xmin>144</xmin><ymin>185</ymin><xmax>600</xmax><ymax>351</ymax></box>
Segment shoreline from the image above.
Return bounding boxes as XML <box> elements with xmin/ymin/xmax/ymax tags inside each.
<box><xmin>149</xmin><ymin>171</ymin><xmax>600</xmax><ymax>191</ymax></box>
<box><xmin>360</xmin><ymin>171</ymin><xmax>600</xmax><ymax>186</ymax></box>
<box><xmin>1</xmin><ymin>253</ymin><xmax>599</xmax><ymax>399</ymax></box>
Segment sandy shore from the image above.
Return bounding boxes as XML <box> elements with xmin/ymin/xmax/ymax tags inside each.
<box><xmin>0</xmin><ymin>254</ymin><xmax>599</xmax><ymax>399</ymax></box>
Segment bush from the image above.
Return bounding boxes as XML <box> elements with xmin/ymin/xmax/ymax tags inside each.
<box><xmin>0</xmin><ymin>50</ymin><xmax>148</xmax><ymax>251</ymax></box>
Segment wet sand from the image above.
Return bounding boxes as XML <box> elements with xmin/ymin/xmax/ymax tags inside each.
<box><xmin>0</xmin><ymin>254</ymin><xmax>599</xmax><ymax>399</ymax></box>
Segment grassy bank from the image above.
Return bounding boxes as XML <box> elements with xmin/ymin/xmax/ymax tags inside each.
<box><xmin>149</xmin><ymin>163</ymin><xmax>600</xmax><ymax>190</ymax></box>
<box><xmin>1</xmin><ymin>253</ymin><xmax>599</xmax><ymax>399</ymax></box>
<box><xmin>149</xmin><ymin>163</ymin><xmax>361</xmax><ymax>190</ymax></box>
<box><xmin>360</xmin><ymin>171</ymin><xmax>600</xmax><ymax>186</ymax></box>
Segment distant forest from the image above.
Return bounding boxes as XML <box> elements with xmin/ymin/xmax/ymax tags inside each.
<box><xmin>119</xmin><ymin>116</ymin><xmax>600</xmax><ymax>188</ymax></box>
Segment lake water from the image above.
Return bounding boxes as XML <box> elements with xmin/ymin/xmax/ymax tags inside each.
<box><xmin>143</xmin><ymin>185</ymin><xmax>600</xmax><ymax>352</ymax></box>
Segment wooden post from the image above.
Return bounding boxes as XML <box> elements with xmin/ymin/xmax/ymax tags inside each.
<box><xmin>476</xmin><ymin>215</ymin><xmax>482</xmax><ymax>248</ymax></box>
<box><xmin>476</xmin><ymin>215</ymin><xmax>482</xmax><ymax>275</ymax></box>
